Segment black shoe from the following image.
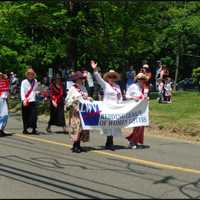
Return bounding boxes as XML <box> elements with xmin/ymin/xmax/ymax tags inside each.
<box><xmin>0</xmin><ymin>130</ymin><xmax>6</xmax><ymax>137</ymax></box>
<box><xmin>32</xmin><ymin>130</ymin><xmax>40</xmax><ymax>135</ymax></box>
<box><xmin>105</xmin><ymin>144</ymin><xmax>115</xmax><ymax>151</ymax></box>
<box><xmin>23</xmin><ymin>130</ymin><xmax>29</xmax><ymax>134</ymax></box>
<box><xmin>72</xmin><ymin>147</ymin><xmax>81</xmax><ymax>153</ymax></box>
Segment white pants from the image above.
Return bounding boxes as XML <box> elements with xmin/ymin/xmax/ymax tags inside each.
<box><xmin>0</xmin><ymin>98</ymin><xmax>8</xmax><ymax>130</ymax></box>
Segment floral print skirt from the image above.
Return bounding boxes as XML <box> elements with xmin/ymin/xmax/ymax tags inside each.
<box><xmin>68</xmin><ymin>105</ymin><xmax>89</xmax><ymax>143</ymax></box>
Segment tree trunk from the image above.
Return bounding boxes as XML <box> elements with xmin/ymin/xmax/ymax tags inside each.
<box><xmin>65</xmin><ymin>0</ymin><xmax>79</xmax><ymax>69</ymax></box>
<box><xmin>173</xmin><ymin>35</ymin><xmax>181</xmax><ymax>91</ymax></box>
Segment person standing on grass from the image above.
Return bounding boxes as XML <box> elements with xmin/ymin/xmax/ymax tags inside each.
<box><xmin>91</xmin><ymin>60</ymin><xmax>123</xmax><ymax>151</ymax></box>
<box><xmin>46</xmin><ymin>72</ymin><xmax>67</xmax><ymax>133</ymax></box>
<box><xmin>65</xmin><ymin>71</ymin><xmax>92</xmax><ymax>153</ymax></box>
<box><xmin>125</xmin><ymin>73</ymin><xmax>149</xmax><ymax>149</ymax></box>
<box><xmin>0</xmin><ymin>72</ymin><xmax>10</xmax><ymax>136</ymax></box>
<box><xmin>21</xmin><ymin>67</ymin><xmax>39</xmax><ymax>135</ymax></box>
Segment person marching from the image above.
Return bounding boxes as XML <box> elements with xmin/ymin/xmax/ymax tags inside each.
<box><xmin>0</xmin><ymin>72</ymin><xmax>10</xmax><ymax>136</ymax></box>
<box><xmin>21</xmin><ymin>68</ymin><xmax>39</xmax><ymax>135</ymax></box>
<box><xmin>46</xmin><ymin>73</ymin><xmax>67</xmax><ymax>133</ymax></box>
<box><xmin>91</xmin><ymin>60</ymin><xmax>123</xmax><ymax>151</ymax></box>
<box><xmin>65</xmin><ymin>71</ymin><xmax>92</xmax><ymax>153</ymax></box>
<box><xmin>125</xmin><ymin>73</ymin><xmax>149</xmax><ymax>149</ymax></box>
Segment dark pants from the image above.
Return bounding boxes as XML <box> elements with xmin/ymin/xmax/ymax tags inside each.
<box><xmin>48</xmin><ymin>100</ymin><xmax>66</xmax><ymax>127</ymax></box>
<box><xmin>22</xmin><ymin>102</ymin><xmax>37</xmax><ymax>131</ymax></box>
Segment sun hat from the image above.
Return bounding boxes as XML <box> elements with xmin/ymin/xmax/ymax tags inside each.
<box><xmin>143</xmin><ymin>64</ymin><xmax>149</xmax><ymax>69</ymax></box>
<box><xmin>25</xmin><ymin>68</ymin><xmax>36</xmax><ymax>77</ymax></box>
<box><xmin>135</xmin><ymin>73</ymin><xmax>148</xmax><ymax>81</ymax></box>
<box><xmin>69</xmin><ymin>71</ymin><xmax>86</xmax><ymax>81</ymax></box>
<box><xmin>103</xmin><ymin>70</ymin><xmax>121</xmax><ymax>82</ymax></box>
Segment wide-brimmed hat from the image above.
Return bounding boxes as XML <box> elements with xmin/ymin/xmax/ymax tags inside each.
<box><xmin>135</xmin><ymin>73</ymin><xmax>148</xmax><ymax>81</ymax></box>
<box><xmin>25</xmin><ymin>68</ymin><xmax>36</xmax><ymax>77</ymax></box>
<box><xmin>69</xmin><ymin>71</ymin><xmax>86</xmax><ymax>81</ymax></box>
<box><xmin>143</xmin><ymin>64</ymin><xmax>149</xmax><ymax>69</ymax></box>
<box><xmin>103</xmin><ymin>70</ymin><xmax>121</xmax><ymax>82</ymax></box>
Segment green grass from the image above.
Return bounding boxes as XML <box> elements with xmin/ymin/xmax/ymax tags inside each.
<box><xmin>150</xmin><ymin>91</ymin><xmax>200</xmax><ymax>136</ymax></box>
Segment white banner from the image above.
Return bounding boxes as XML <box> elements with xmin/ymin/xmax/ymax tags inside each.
<box><xmin>79</xmin><ymin>99</ymin><xmax>149</xmax><ymax>130</ymax></box>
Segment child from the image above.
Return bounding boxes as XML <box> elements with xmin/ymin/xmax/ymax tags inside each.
<box><xmin>157</xmin><ymin>78</ymin><xmax>165</xmax><ymax>103</ymax></box>
<box><xmin>164</xmin><ymin>77</ymin><xmax>172</xmax><ymax>103</ymax></box>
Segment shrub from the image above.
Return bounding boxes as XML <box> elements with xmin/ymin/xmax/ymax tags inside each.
<box><xmin>192</xmin><ymin>67</ymin><xmax>200</xmax><ymax>91</ymax></box>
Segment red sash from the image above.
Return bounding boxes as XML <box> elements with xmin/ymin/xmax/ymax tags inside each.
<box><xmin>24</xmin><ymin>79</ymin><xmax>35</xmax><ymax>105</ymax></box>
<box><xmin>50</xmin><ymin>80</ymin><xmax>63</xmax><ymax>104</ymax></box>
<box><xmin>0</xmin><ymin>79</ymin><xmax>9</xmax><ymax>96</ymax></box>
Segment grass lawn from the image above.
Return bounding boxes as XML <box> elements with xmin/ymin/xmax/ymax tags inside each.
<box><xmin>148</xmin><ymin>91</ymin><xmax>200</xmax><ymax>139</ymax></box>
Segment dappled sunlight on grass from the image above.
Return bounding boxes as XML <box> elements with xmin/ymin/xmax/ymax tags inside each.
<box><xmin>149</xmin><ymin>91</ymin><xmax>200</xmax><ymax>137</ymax></box>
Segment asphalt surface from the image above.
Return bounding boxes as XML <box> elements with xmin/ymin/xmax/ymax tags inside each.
<box><xmin>0</xmin><ymin>113</ymin><xmax>200</xmax><ymax>199</ymax></box>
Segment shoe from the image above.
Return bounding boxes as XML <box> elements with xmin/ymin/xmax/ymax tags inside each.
<box><xmin>0</xmin><ymin>130</ymin><xmax>6</xmax><ymax>137</ymax></box>
<box><xmin>128</xmin><ymin>141</ymin><xmax>135</xmax><ymax>149</ymax></box>
<box><xmin>72</xmin><ymin>148</ymin><xmax>81</xmax><ymax>153</ymax></box>
<box><xmin>105</xmin><ymin>144</ymin><xmax>115</xmax><ymax>151</ymax></box>
<box><xmin>32</xmin><ymin>130</ymin><xmax>40</xmax><ymax>135</ymax></box>
<box><xmin>46</xmin><ymin>127</ymin><xmax>52</xmax><ymax>133</ymax></box>
<box><xmin>23</xmin><ymin>130</ymin><xmax>29</xmax><ymax>134</ymax></box>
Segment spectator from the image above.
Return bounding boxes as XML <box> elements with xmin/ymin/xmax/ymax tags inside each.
<box><xmin>126</xmin><ymin>65</ymin><xmax>136</xmax><ymax>91</ymax></box>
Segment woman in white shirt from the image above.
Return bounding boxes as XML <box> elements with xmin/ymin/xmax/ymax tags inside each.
<box><xmin>91</xmin><ymin>60</ymin><xmax>122</xmax><ymax>151</ymax></box>
<box><xmin>66</xmin><ymin>71</ymin><xmax>92</xmax><ymax>153</ymax></box>
<box><xmin>125</xmin><ymin>73</ymin><xmax>148</xmax><ymax>149</ymax></box>
<box><xmin>0</xmin><ymin>73</ymin><xmax>9</xmax><ymax>136</ymax></box>
<box><xmin>21</xmin><ymin>68</ymin><xmax>39</xmax><ymax>135</ymax></box>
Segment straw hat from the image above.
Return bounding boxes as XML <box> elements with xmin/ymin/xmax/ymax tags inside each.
<box><xmin>25</xmin><ymin>68</ymin><xmax>36</xmax><ymax>77</ymax></box>
<box><xmin>103</xmin><ymin>70</ymin><xmax>121</xmax><ymax>82</ymax></box>
<box><xmin>143</xmin><ymin>64</ymin><xmax>149</xmax><ymax>69</ymax></box>
<box><xmin>69</xmin><ymin>71</ymin><xmax>86</xmax><ymax>81</ymax></box>
<box><xmin>135</xmin><ymin>73</ymin><xmax>148</xmax><ymax>81</ymax></box>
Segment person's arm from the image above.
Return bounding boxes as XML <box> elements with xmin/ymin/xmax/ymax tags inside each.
<box><xmin>91</xmin><ymin>60</ymin><xmax>106</xmax><ymax>89</ymax></box>
<box><xmin>20</xmin><ymin>80</ymin><xmax>25</xmax><ymax>101</ymax></box>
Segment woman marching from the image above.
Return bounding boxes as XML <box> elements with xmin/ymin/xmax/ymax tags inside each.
<box><xmin>91</xmin><ymin>60</ymin><xmax>123</xmax><ymax>151</ymax></box>
<box><xmin>46</xmin><ymin>73</ymin><xmax>67</xmax><ymax>133</ymax></box>
<box><xmin>65</xmin><ymin>71</ymin><xmax>92</xmax><ymax>153</ymax></box>
<box><xmin>0</xmin><ymin>72</ymin><xmax>10</xmax><ymax>136</ymax></box>
<box><xmin>21</xmin><ymin>68</ymin><xmax>39</xmax><ymax>135</ymax></box>
<box><xmin>125</xmin><ymin>72</ymin><xmax>149</xmax><ymax>149</ymax></box>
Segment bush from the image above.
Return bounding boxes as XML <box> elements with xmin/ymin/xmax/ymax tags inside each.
<box><xmin>192</xmin><ymin>67</ymin><xmax>200</xmax><ymax>91</ymax></box>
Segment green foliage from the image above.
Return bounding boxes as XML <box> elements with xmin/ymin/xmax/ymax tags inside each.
<box><xmin>192</xmin><ymin>67</ymin><xmax>200</xmax><ymax>89</ymax></box>
<box><xmin>0</xmin><ymin>1</ymin><xmax>200</xmax><ymax>80</ymax></box>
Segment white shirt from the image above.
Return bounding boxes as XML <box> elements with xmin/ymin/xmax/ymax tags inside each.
<box><xmin>126</xmin><ymin>83</ymin><xmax>143</xmax><ymax>99</ymax></box>
<box><xmin>94</xmin><ymin>71</ymin><xmax>122</xmax><ymax>103</ymax></box>
<box><xmin>65</xmin><ymin>85</ymin><xmax>88</xmax><ymax>106</ymax></box>
<box><xmin>21</xmin><ymin>79</ymin><xmax>38</xmax><ymax>102</ymax></box>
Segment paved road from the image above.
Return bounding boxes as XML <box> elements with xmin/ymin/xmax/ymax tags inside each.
<box><xmin>0</xmin><ymin>113</ymin><xmax>200</xmax><ymax>199</ymax></box>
